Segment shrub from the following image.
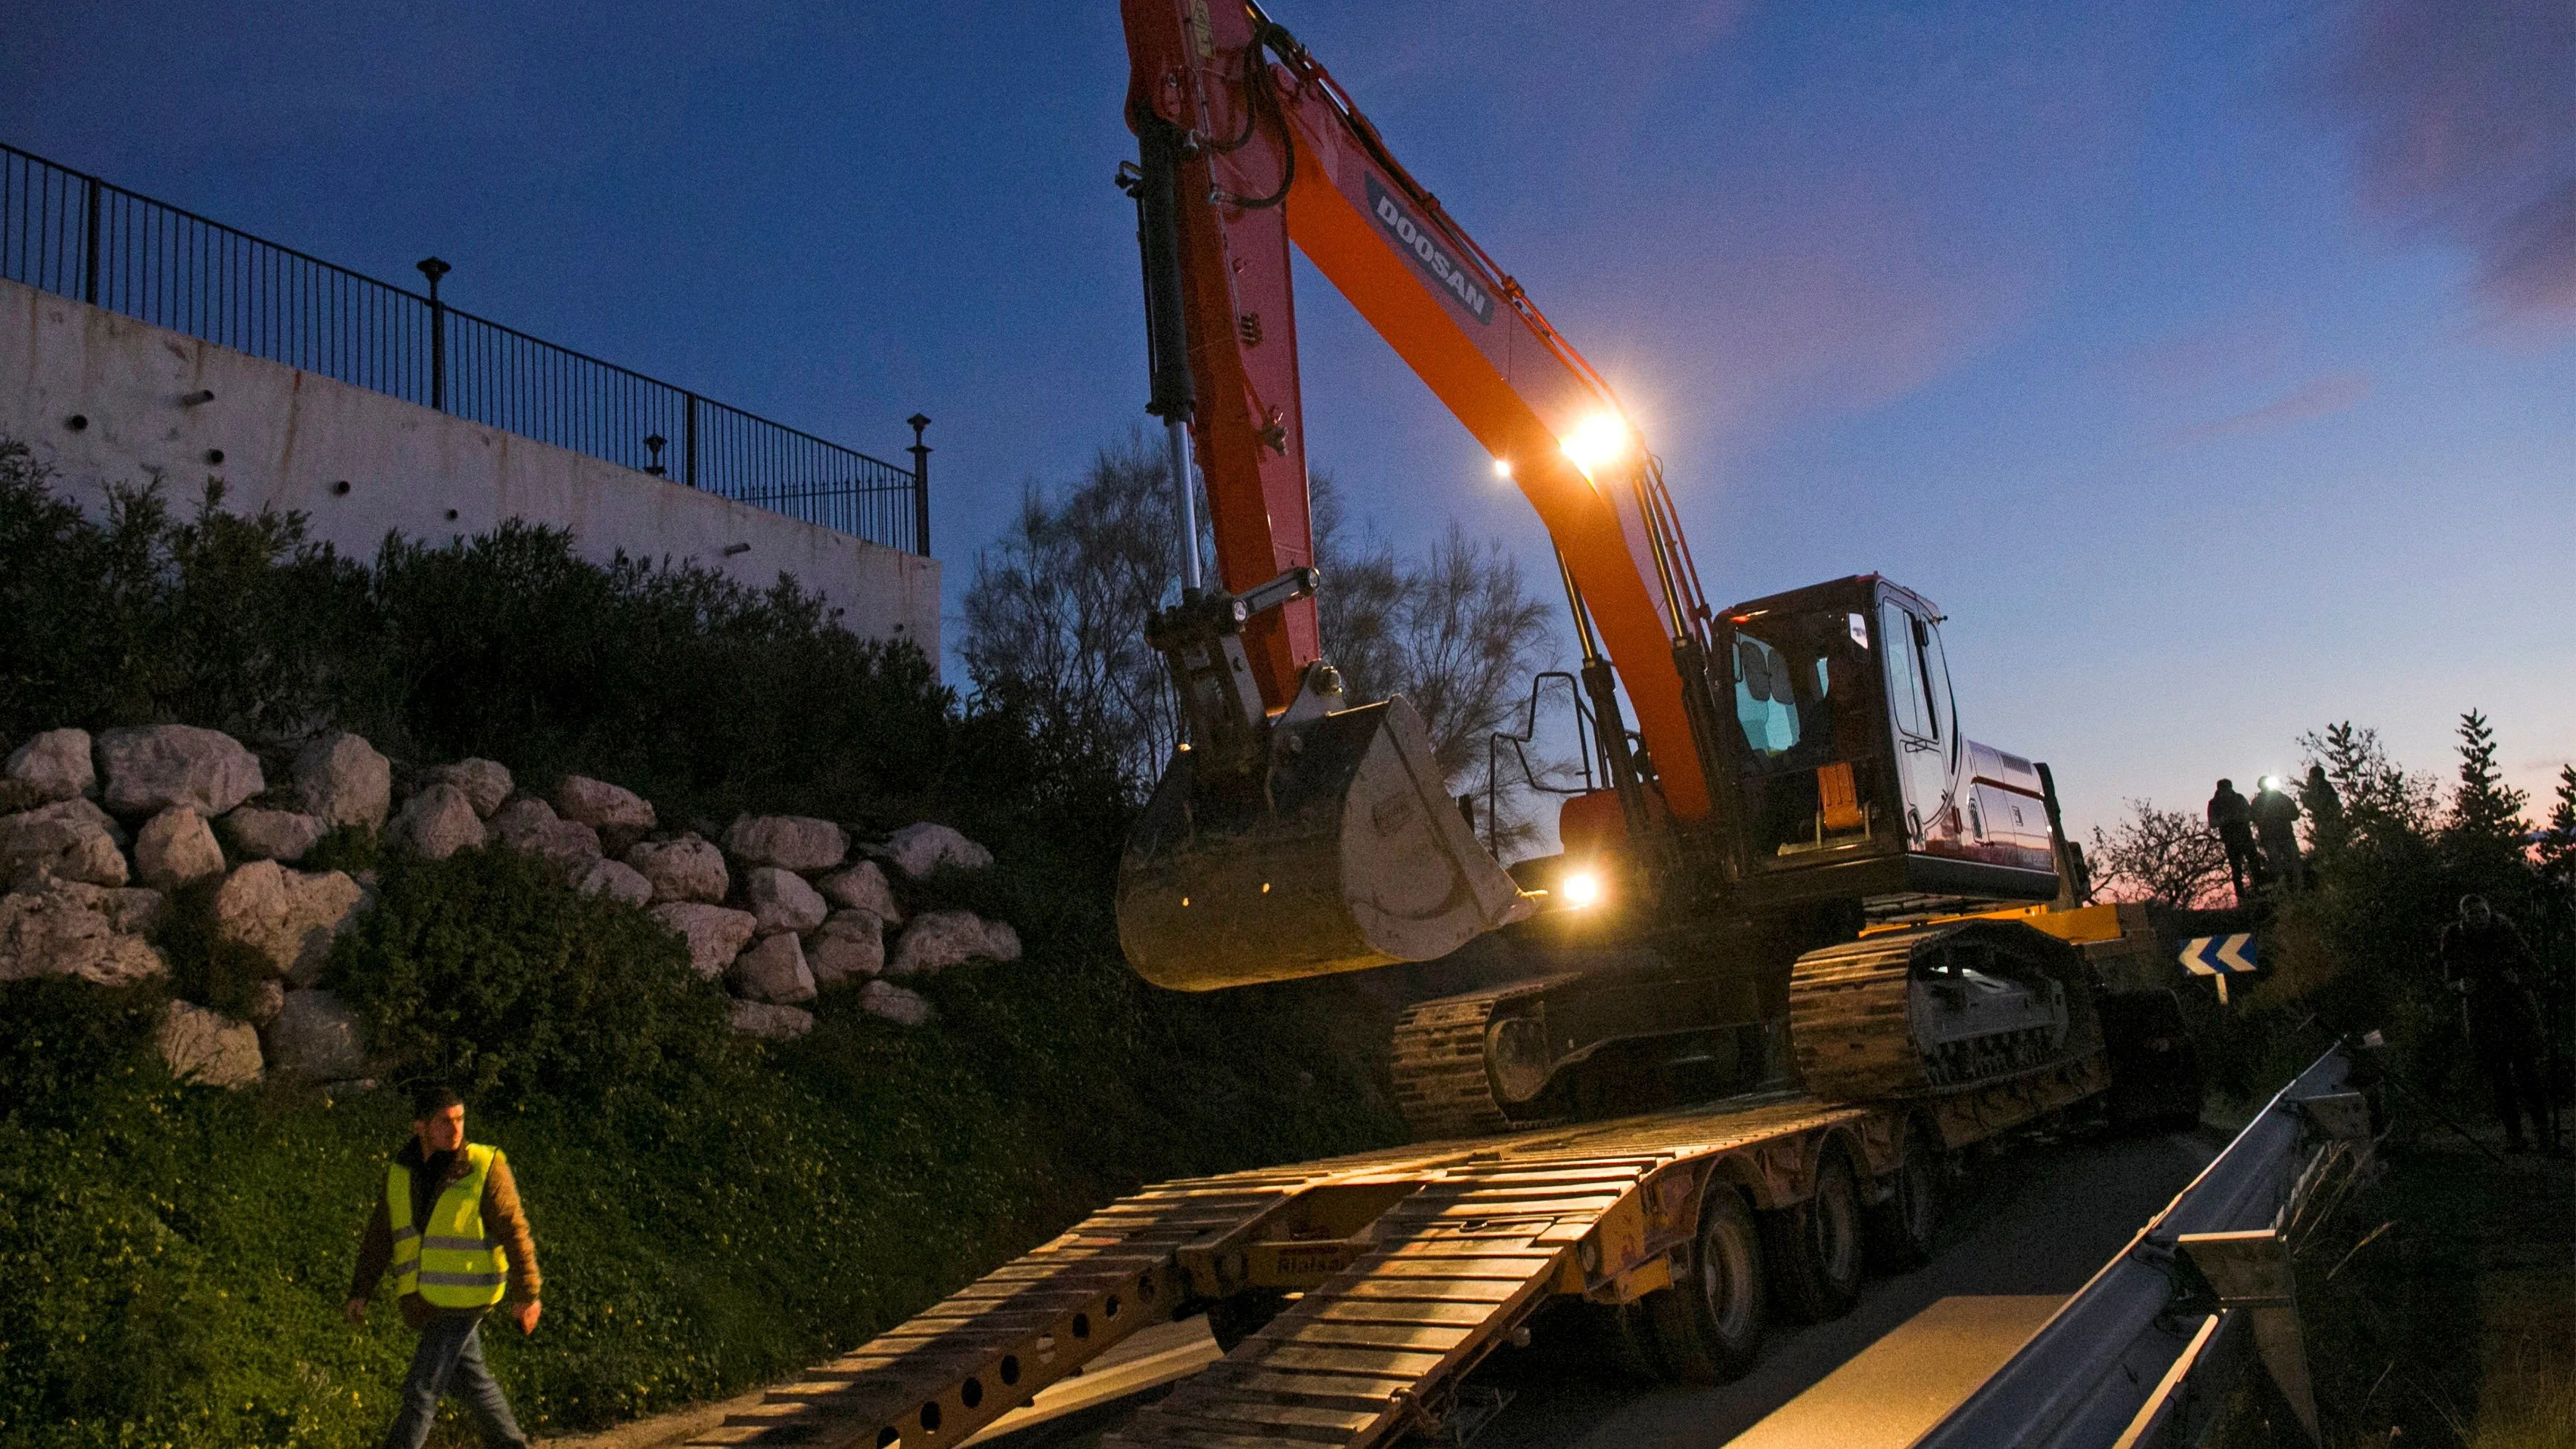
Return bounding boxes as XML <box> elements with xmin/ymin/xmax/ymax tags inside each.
<box><xmin>325</xmin><ymin>849</ymin><xmax>730</xmax><ymax>1108</ymax></box>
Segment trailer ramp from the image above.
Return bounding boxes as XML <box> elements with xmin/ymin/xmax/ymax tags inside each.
<box><xmin>686</xmin><ymin>1096</ymin><xmax>1868</xmax><ymax>1449</ymax></box>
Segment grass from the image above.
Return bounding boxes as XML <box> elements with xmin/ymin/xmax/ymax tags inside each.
<box><xmin>2214</xmin><ymin>1120</ymin><xmax>2575</xmax><ymax>1448</ymax></box>
<box><xmin>0</xmin><ymin>858</ymin><xmax>1410</xmax><ymax>1448</ymax></box>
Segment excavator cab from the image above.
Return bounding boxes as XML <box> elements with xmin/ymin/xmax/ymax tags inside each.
<box><xmin>1716</xmin><ymin>576</ymin><xmax>2063</xmax><ymax>909</ymax></box>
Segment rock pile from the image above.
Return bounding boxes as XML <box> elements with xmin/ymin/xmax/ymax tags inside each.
<box><xmin>3</xmin><ymin>721</ymin><xmax>1025</xmax><ymax>1088</ymax></box>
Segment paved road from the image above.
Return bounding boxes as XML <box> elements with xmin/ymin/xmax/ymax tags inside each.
<box><xmin>1466</xmin><ymin>1122</ymin><xmax>2226</xmax><ymax>1448</ymax></box>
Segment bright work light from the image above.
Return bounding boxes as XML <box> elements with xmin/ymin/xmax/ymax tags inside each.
<box><xmin>1560</xmin><ymin>870</ymin><xmax>1603</xmax><ymax>908</ymax></box>
<box><xmin>1493</xmin><ymin>457</ymin><xmax>1512</xmax><ymax>479</ymax></box>
<box><xmin>1560</xmin><ymin>414</ymin><xmax>1628</xmax><ymax>475</ymax></box>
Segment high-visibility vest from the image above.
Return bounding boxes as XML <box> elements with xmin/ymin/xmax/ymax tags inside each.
<box><xmin>386</xmin><ymin>1143</ymin><xmax>510</xmax><ymax>1309</ymax></box>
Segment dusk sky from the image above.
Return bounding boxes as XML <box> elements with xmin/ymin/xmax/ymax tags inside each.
<box><xmin>6</xmin><ymin>0</ymin><xmax>2569</xmax><ymax>840</ymax></box>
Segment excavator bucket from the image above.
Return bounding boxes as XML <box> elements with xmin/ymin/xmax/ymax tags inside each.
<box><xmin>1117</xmin><ymin>695</ymin><xmax>1534</xmax><ymax>990</ymax></box>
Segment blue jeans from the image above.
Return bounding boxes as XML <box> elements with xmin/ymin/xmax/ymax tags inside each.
<box><xmin>379</xmin><ymin>1312</ymin><xmax>527</xmax><ymax>1449</ymax></box>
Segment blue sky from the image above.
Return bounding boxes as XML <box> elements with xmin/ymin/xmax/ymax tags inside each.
<box><xmin>6</xmin><ymin>0</ymin><xmax>2569</xmax><ymax>838</ymax></box>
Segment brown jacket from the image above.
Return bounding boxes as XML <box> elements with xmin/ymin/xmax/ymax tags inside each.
<box><xmin>350</xmin><ymin>1138</ymin><xmax>542</xmax><ymax>1328</ymax></box>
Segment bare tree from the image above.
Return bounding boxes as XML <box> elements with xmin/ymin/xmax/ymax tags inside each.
<box><xmin>961</xmin><ymin>430</ymin><xmax>1181</xmax><ymax>797</ymax></box>
<box><xmin>1312</xmin><ymin>475</ymin><xmax>1557</xmax><ymax>849</ymax></box>
<box><xmin>964</xmin><ymin>448</ymin><xmax>1561</xmax><ymax>826</ymax></box>
<box><xmin>2088</xmin><ymin>799</ymin><xmax>2231</xmax><ymax>907</ymax></box>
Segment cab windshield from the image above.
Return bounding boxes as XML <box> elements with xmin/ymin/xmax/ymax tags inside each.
<box><xmin>1730</xmin><ymin>609</ymin><xmax>1866</xmax><ymax>774</ymax></box>
<box><xmin>1729</xmin><ymin>605</ymin><xmax>1886</xmax><ymax>859</ymax></box>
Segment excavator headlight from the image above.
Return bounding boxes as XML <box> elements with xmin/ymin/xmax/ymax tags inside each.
<box><xmin>1560</xmin><ymin>414</ymin><xmax>1628</xmax><ymax>476</ymax></box>
<box><xmin>1492</xmin><ymin>457</ymin><xmax>1512</xmax><ymax>479</ymax></box>
<box><xmin>1560</xmin><ymin>870</ymin><xmax>1603</xmax><ymax>909</ymax></box>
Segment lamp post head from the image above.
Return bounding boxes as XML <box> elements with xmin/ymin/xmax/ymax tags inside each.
<box><xmin>415</xmin><ymin>256</ymin><xmax>452</xmax><ymax>297</ymax></box>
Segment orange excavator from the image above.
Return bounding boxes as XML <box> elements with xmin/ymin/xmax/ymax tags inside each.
<box><xmin>1112</xmin><ymin>0</ymin><xmax>2184</xmax><ymax>1139</ymax></box>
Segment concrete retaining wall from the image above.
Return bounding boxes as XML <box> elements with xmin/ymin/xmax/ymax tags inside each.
<box><xmin>0</xmin><ymin>277</ymin><xmax>939</xmax><ymax>663</ymax></box>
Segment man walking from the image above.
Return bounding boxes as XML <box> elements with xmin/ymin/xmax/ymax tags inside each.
<box><xmin>348</xmin><ymin>1085</ymin><xmax>543</xmax><ymax>1448</ymax></box>
<box><xmin>2207</xmin><ymin>778</ymin><xmax>2259</xmax><ymax>903</ymax></box>
<box><xmin>2251</xmin><ymin>776</ymin><xmax>2304</xmax><ymax>891</ymax></box>
<box><xmin>2441</xmin><ymin>896</ymin><xmax>2559</xmax><ymax>1154</ymax></box>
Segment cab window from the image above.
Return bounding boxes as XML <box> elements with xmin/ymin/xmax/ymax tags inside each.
<box><xmin>1879</xmin><ymin>600</ymin><xmax>1928</xmax><ymax>739</ymax></box>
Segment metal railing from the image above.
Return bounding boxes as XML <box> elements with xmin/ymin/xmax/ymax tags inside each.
<box><xmin>1917</xmin><ymin>1040</ymin><xmax>2374</xmax><ymax>1448</ymax></box>
<box><xmin>1</xmin><ymin>140</ymin><xmax>928</xmax><ymax>554</ymax></box>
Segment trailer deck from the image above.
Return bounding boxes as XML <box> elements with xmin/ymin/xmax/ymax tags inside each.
<box><xmin>686</xmin><ymin>1051</ymin><xmax>2106</xmax><ymax>1449</ymax></box>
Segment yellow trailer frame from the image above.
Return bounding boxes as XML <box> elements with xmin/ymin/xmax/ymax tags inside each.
<box><xmin>687</xmin><ymin>1052</ymin><xmax>2108</xmax><ymax>1449</ymax></box>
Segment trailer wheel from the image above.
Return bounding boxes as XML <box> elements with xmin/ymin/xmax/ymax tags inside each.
<box><xmin>1764</xmin><ymin>1146</ymin><xmax>1863</xmax><ymax>1323</ymax></box>
<box><xmin>1863</xmin><ymin>1123</ymin><xmax>1941</xmax><ymax>1272</ymax></box>
<box><xmin>1644</xmin><ymin>1184</ymin><xmax>1766</xmax><ymax>1383</ymax></box>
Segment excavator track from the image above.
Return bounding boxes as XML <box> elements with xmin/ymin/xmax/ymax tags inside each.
<box><xmin>1789</xmin><ymin>919</ymin><xmax>2100</xmax><ymax>1106</ymax></box>
<box><xmin>1387</xmin><ymin>977</ymin><xmax>1567</xmax><ymax>1140</ymax></box>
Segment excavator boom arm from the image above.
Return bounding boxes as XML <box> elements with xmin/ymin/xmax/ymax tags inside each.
<box><xmin>1123</xmin><ymin>0</ymin><xmax>1716</xmax><ymax>822</ymax></box>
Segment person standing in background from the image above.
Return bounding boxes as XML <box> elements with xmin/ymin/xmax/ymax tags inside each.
<box><xmin>2207</xmin><ymin>778</ymin><xmax>2259</xmax><ymax>904</ymax></box>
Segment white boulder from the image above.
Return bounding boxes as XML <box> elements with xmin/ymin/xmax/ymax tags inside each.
<box><xmin>97</xmin><ymin>885</ymin><xmax>168</xmax><ymax>935</ymax></box>
<box><xmin>489</xmin><ymin>798</ymin><xmax>603</xmax><ymax>877</ymax></box>
<box><xmin>387</xmin><ymin>784</ymin><xmax>486</xmax><ymax>860</ymax></box>
<box><xmin>808</xmin><ymin>911</ymin><xmax>885</xmax><ymax>988</ymax></box>
<box><xmin>729</xmin><ymin>1000</ymin><xmax>816</xmax><ymax>1040</ymax></box>
<box><xmin>293</xmin><ymin>732</ymin><xmax>392</xmax><ymax>830</ymax></box>
<box><xmin>746</xmin><ymin>867</ymin><xmax>827</xmax><ymax>935</ymax></box>
<box><xmin>816</xmin><ymin>861</ymin><xmax>903</xmax><ymax>924</ymax></box>
<box><xmin>627</xmin><ymin>834</ymin><xmax>729</xmax><ymax>904</ymax></box>
<box><xmin>222</xmin><ymin>806</ymin><xmax>329</xmax><ymax>863</ymax></box>
<box><xmin>859</xmin><ymin>979</ymin><xmax>935</xmax><ymax>1027</ymax></box>
<box><xmin>135</xmin><ymin>806</ymin><xmax>226</xmax><ymax>890</ymax></box>
<box><xmin>723</xmin><ymin>814</ymin><xmax>848</xmax><ymax>872</ymax></box>
<box><xmin>730</xmin><ymin>931</ymin><xmax>817</xmax><ymax>1004</ymax></box>
<box><xmin>242</xmin><ymin>977</ymin><xmax>286</xmax><ymax>1027</ymax></box>
<box><xmin>97</xmin><ymin>724</ymin><xmax>265</xmax><ymax>817</ymax></box>
<box><xmin>0</xmin><ymin>878</ymin><xmax>167</xmax><ymax>986</ymax></box>
<box><xmin>555</xmin><ymin>776</ymin><xmax>655</xmax><ymax>853</ymax></box>
<box><xmin>157</xmin><ymin>1000</ymin><xmax>264</xmax><ymax>1088</ymax></box>
<box><xmin>883</xmin><ymin>822</ymin><xmax>995</xmax><ymax>880</ymax></box>
<box><xmin>427</xmin><ymin>759</ymin><xmax>515</xmax><ymax>819</ymax></box>
<box><xmin>649</xmin><ymin>902</ymin><xmax>759</xmax><ymax>979</ymax></box>
<box><xmin>0</xmin><ymin>798</ymin><xmax>131</xmax><ymax>887</ymax></box>
<box><xmin>576</xmin><ymin>858</ymin><xmax>654</xmax><ymax>906</ymax></box>
<box><xmin>265</xmin><ymin>988</ymin><xmax>366</xmax><ymax>1083</ymax></box>
<box><xmin>212</xmin><ymin>860</ymin><xmax>367</xmax><ymax>984</ymax></box>
<box><xmin>887</xmin><ymin>910</ymin><xmax>1022</xmax><ymax>977</ymax></box>
<box><xmin>4</xmin><ymin>728</ymin><xmax>95</xmax><ymax>808</ymax></box>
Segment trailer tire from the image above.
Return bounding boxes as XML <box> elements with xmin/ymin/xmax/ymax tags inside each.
<box><xmin>1763</xmin><ymin>1145</ymin><xmax>1863</xmax><ymax>1323</ymax></box>
<box><xmin>1643</xmin><ymin>1184</ymin><xmax>1766</xmax><ymax>1383</ymax></box>
<box><xmin>1863</xmin><ymin>1121</ymin><xmax>1941</xmax><ymax>1272</ymax></box>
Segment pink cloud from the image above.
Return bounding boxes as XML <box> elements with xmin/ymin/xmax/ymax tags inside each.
<box><xmin>2163</xmin><ymin>371</ymin><xmax>2372</xmax><ymax>444</ymax></box>
<box><xmin>2323</xmin><ymin>0</ymin><xmax>2576</xmax><ymax>332</ymax></box>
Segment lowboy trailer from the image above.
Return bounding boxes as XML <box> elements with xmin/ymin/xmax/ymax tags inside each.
<box><xmin>686</xmin><ymin>1037</ymin><xmax>2122</xmax><ymax>1449</ymax></box>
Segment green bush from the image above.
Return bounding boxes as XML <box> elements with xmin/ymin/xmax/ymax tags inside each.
<box><xmin>325</xmin><ymin>850</ymin><xmax>731</xmax><ymax>1108</ymax></box>
<box><xmin>0</xmin><ymin>438</ymin><xmax>1018</xmax><ymax>840</ymax></box>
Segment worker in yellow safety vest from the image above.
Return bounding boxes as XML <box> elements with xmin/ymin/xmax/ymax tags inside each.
<box><xmin>347</xmin><ymin>1084</ymin><xmax>543</xmax><ymax>1449</ymax></box>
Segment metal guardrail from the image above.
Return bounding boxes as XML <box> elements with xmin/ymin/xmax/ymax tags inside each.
<box><xmin>1917</xmin><ymin>1041</ymin><xmax>2372</xmax><ymax>1449</ymax></box>
<box><xmin>0</xmin><ymin>140</ymin><xmax>930</xmax><ymax>554</ymax></box>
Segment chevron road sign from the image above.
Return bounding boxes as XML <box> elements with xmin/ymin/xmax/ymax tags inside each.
<box><xmin>2180</xmin><ymin>934</ymin><xmax>2258</xmax><ymax>975</ymax></box>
